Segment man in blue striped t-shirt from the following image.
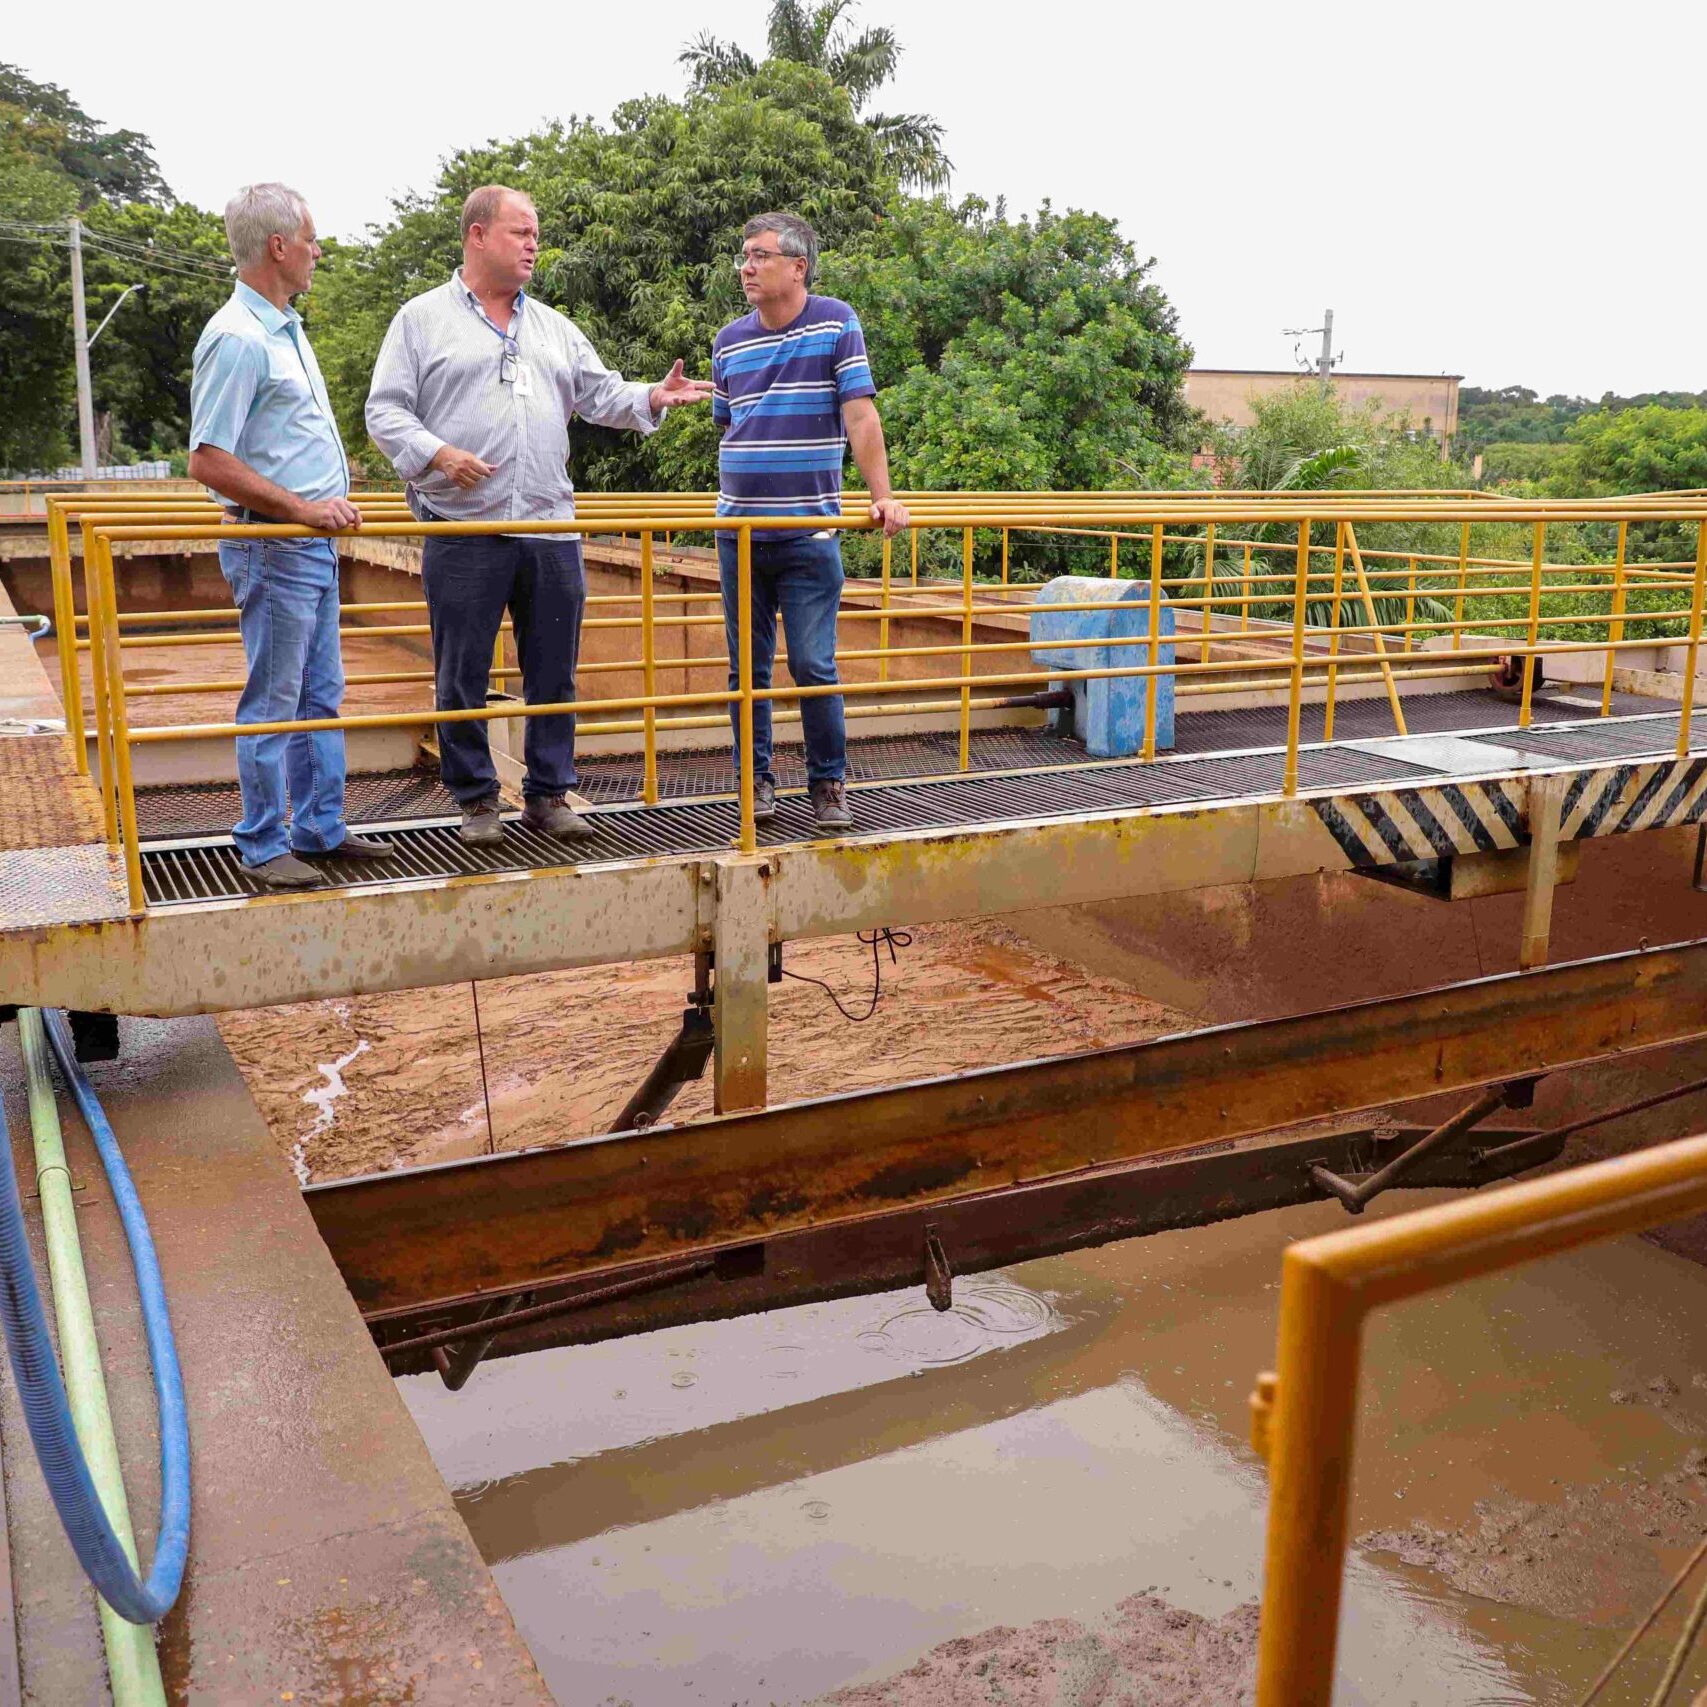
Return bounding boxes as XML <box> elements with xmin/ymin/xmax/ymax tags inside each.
<box><xmin>713</xmin><ymin>212</ymin><xmax>909</xmax><ymax>831</ymax></box>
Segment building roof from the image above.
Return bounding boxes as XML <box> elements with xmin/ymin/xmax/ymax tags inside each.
<box><xmin>1186</xmin><ymin>369</ymin><xmax>1464</xmax><ymax>382</ymax></box>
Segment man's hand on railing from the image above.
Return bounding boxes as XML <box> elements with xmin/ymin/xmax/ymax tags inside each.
<box><xmin>870</xmin><ymin>497</ymin><xmax>910</xmax><ymax>538</ymax></box>
<box><xmin>294</xmin><ymin>496</ymin><xmax>362</xmax><ymax>532</ymax></box>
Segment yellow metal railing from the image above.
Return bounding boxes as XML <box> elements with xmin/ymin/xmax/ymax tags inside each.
<box><xmin>34</xmin><ymin>491</ymin><xmax>1707</xmax><ymax>915</ymax></box>
<box><xmin>1248</xmin><ymin>1130</ymin><xmax>1707</xmax><ymax>1705</ymax></box>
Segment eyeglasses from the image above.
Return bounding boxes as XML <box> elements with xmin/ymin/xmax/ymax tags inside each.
<box><xmin>499</xmin><ymin>335</ymin><xmax>519</xmax><ymax>385</ymax></box>
<box><xmin>735</xmin><ymin>248</ymin><xmax>795</xmax><ymax>271</ymax></box>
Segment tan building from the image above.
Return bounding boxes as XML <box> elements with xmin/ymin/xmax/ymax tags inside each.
<box><xmin>1184</xmin><ymin>369</ymin><xmax>1462</xmax><ymax>444</ymax></box>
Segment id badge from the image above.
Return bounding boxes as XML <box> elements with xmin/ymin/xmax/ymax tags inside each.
<box><xmin>514</xmin><ymin>361</ymin><xmax>534</xmax><ymax>398</ymax></box>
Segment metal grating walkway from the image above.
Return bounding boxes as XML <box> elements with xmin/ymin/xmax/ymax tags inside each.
<box><xmin>138</xmin><ymin>741</ymin><xmax>1449</xmax><ymax>906</ymax></box>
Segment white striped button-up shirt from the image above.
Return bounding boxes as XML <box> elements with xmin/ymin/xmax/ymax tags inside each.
<box><xmin>365</xmin><ymin>271</ymin><xmax>658</xmax><ymax>525</ymax></box>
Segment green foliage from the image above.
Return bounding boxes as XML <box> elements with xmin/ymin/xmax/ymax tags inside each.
<box><xmin>1477</xmin><ymin>440</ymin><xmax>1573</xmax><ymax>486</ymax></box>
<box><xmin>1561</xmin><ymin>404</ymin><xmax>1707</xmax><ymax>494</ymax></box>
<box><xmin>823</xmin><ymin>196</ymin><xmax>1197</xmax><ymax>576</ymax></box>
<box><xmin>680</xmin><ymin>0</ymin><xmax>949</xmax><ymax>191</ymax></box>
<box><xmin>315</xmin><ymin>62</ymin><xmax>893</xmax><ymax>487</ymax></box>
<box><xmin>1459</xmin><ymin>383</ymin><xmax>1707</xmax><ymax>448</ymax></box>
<box><xmin>0</xmin><ymin>63</ymin><xmax>170</xmax><ymax>208</ymax></box>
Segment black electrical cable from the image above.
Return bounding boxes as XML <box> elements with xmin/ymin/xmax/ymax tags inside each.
<box><xmin>781</xmin><ymin>927</ymin><xmax>913</xmax><ymax>1022</ymax></box>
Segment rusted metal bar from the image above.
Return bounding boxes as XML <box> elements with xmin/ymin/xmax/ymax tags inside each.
<box><xmin>370</xmin><ymin>1122</ymin><xmax>1552</xmax><ymax>1373</ymax></box>
<box><xmin>1307</xmin><ymin>1082</ymin><xmax>1515</xmax><ymax>1213</ymax></box>
<box><xmin>305</xmin><ymin>935</ymin><xmax>1707</xmax><ymax>1319</ymax></box>
<box><xmin>1474</xmin><ymin>1073</ymin><xmax>1707</xmax><ymax>1173</ymax></box>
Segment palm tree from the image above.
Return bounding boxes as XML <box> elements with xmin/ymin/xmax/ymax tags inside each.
<box><xmin>680</xmin><ymin>0</ymin><xmax>952</xmax><ymax>192</ymax></box>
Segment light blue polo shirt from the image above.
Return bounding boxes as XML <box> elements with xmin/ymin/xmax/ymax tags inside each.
<box><xmin>190</xmin><ymin>280</ymin><xmax>349</xmax><ymax>503</ymax></box>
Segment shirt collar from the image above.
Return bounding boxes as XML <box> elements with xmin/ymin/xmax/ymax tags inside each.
<box><xmin>451</xmin><ymin>268</ymin><xmax>525</xmax><ymax>313</ymax></box>
<box><xmin>234</xmin><ymin>278</ymin><xmax>300</xmax><ymax>334</ymax></box>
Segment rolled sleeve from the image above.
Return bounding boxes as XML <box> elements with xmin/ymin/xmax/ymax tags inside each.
<box><xmin>189</xmin><ymin>330</ymin><xmax>263</xmax><ymax>455</ymax></box>
<box><xmin>563</xmin><ymin>327</ymin><xmax>659</xmax><ymax>437</ymax></box>
<box><xmin>366</xmin><ymin>311</ymin><xmax>445</xmax><ymax>480</ymax></box>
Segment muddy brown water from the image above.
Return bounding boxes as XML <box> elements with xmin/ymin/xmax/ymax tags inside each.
<box><xmin>221</xmin><ymin>916</ymin><xmax>1707</xmax><ymax>1704</ymax></box>
<box><xmin>394</xmin><ymin>1196</ymin><xmax>1707</xmax><ymax>1707</ymax></box>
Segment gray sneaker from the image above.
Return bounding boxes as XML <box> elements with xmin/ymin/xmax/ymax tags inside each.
<box><xmin>521</xmin><ymin>793</ymin><xmax>598</xmax><ymax>840</ymax></box>
<box><xmin>459</xmin><ymin>795</ymin><xmax>505</xmax><ymax>847</ymax></box>
<box><xmin>250</xmin><ymin>852</ymin><xmax>328</xmax><ymax>890</ymax></box>
<box><xmin>753</xmin><ymin>777</ymin><xmax>777</xmax><ymax>823</ymax></box>
<box><xmin>809</xmin><ymin>778</ymin><xmax>852</xmax><ymax>831</ymax></box>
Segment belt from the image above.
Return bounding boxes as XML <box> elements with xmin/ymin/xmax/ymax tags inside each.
<box><xmin>223</xmin><ymin>506</ymin><xmax>289</xmax><ymax>525</ymax></box>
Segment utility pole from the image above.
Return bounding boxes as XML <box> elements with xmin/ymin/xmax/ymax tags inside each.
<box><xmin>1317</xmin><ymin>308</ymin><xmax>1335</xmax><ymax>394</ymax></box>
<box><xmin>68</xmin><ymin>217</ymin><xmax>97</xmax><ymax>478</ymax></box>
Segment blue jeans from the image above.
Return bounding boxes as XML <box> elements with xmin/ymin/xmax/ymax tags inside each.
<box><xmin>217</xmin><ymin>537</ymin><xmax>348</xmax><ymax>867</ymax></box>
<box><xmin>420</xmin><ymin>533</ymin><xmax>585</xmax><ymax>805</ymax></box>
<box><xmin>718</xmin><ymin>533</ymin><xmax>846</xmax><ymax>784</ymax></box>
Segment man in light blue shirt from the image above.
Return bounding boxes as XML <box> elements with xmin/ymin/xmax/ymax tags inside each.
<box><xmin>189</xmin><ymin>182</ymin><xmax>391</xmax><ymax>889</ymax></box>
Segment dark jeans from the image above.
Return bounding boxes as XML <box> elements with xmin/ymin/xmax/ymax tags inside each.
<box><xmin>420</xmin><ymin>533</ymin><xmax>585</xmax><ymax>805</ymax></box>
<box><xmin>717</xmin><ymin>532</ymin><xmax>846</xmax><ymax>784</ymax></box>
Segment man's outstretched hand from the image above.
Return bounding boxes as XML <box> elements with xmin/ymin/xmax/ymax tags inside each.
<box><xmin>650</xmin><ymin>360</ymin><xmax>716</xmax><ymax>414</ymax></box>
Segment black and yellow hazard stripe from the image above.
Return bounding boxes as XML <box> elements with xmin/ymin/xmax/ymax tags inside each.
<box><xmin>1312</xmin><ymin>780</ymin><xmax>1525</xmax><ymax>866</ymax></box>
<box><xmin>1561</xmin><ymin>756</ymin><xmax>1707</xmax><ymax>840</ymax></box>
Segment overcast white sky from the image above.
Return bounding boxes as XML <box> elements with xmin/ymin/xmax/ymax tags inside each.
<box><xmin>10</xmin><ymin>0</ymin><xmax>1703</xmax><ymax>398</ymax></box>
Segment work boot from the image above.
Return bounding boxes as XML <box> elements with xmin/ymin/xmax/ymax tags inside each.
<box><xmin>752</xmin><ymin>777</ymin><xmax>777</xmax><ymax>823</ymax></box>
<box><xmin>459</xmin><ymin>794</ymin><xmax>505</xmax><ymax>847</ymax></box>
<box><xmin>521</xmin><ymin>793</ymin><xmax>598</xmax><ymax>840</ymax></box>
<box><xmin>249</xmin><ymin>852</ymin><xmax>328</xmax><ymax>891</ymax></box>
<box><xmin>809</xmin><ymin>778</ymin><xmax>852</xmax><ymax>832</ymax></box>
<box><xmin>303</xmin><ymin>833</ymin><xmax>394</xmax><ymax>862</ymax></box>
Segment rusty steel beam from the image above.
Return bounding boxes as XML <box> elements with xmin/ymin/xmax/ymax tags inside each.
<box><xmin>308</xmin><ymin>934</ymin><xmax>1707</xmax><ymax>1319</ymax></box>
<box><xmin>372</xmin><ymin>1123</ymin><xmax>1552</xmax><ymax>1374</ymax></box>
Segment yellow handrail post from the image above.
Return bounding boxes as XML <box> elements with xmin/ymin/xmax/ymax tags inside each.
<box><xmin>1343</xmin><ymin>524</ymin><xmax>1409</xmax><ymax>738</ymax></box>
<box><xmin>641</xmin><ymin>530</ymin><xmax>659</xmax><ymax>806</ymax></box>
<box><xmin>1679</xmin><ymin>518</ymin><xmax>1707</xmax><ymax>759</ymax></box>
<box><xmin>1452</xmin><ymin>520</ymin><xmax>1470</xmax><ymax>650</ymax></box>
<box><xmin>1199</xmin><ymin>522</ymin><xmax>1216</xmax><ymax>666</ymax></box>
<box><xmin>488</xmin><ymin>630</ymin><xmax>505</xmax><ymax>699</ymax></box>
<box><xmin>878</xmin><ymin>532</ymin><xmax>892</xmax><ymax>685</ymax></box>
<box><xmin>46</xmin><ymin>504</ymin><xmax>88</xmax><ymax>772</ymax></box>
<box><xmin>1142</xmin><ymin>523</ymin><xmax>1163</xmax><ymax>763</ymax></box>
<box><xmin>736</xmin><ymin>525</ymin><xmax>756</xmax><ymax>853</ymax></box>
<box><xmin>1254</xmin><ymin>1132</ymin><xmax>1707</xmax><ymax>1707</ymax></box>
<box><xmin>1001</xmin><ymin>526</ymin><xmax>1009</xmax><ymax>588</ymax></box>
<box><xmin>1323</xmin><ymin>523</ymin><xmax>1346</xmax><ymax>743</ymax></box>
<box><xmin>1109</xmin><ymin>531</ymin><xmax>1119</xmax><ymax>579</ymax></box>
<box><xmin>1601</xmin><ymin>520</ymin><xmax>1628</xmax><ymax>718</ymax></box>
<box><xmin>1519</xmin><ymin>521</ymin><xmax>1545</xmax><ymax>729</ymax></box>
<box><xmin>910</xmin><ymin>526</ymin><xmax>919</xmax><ymax>588</ymax></box>
<box><xmin>959</xmin><ymin>525</ymin><xmax>974</xmax><ymax>772</ymax></box>
<box><xmin>94</xmin><ymin>533</ymin><xmax>144</xmax><ymax>913</ymax></box>
<box><xmin>1402</xmin><ymin>556</ymin><xmax>1417</xmax><ymax>653</ymax></box>
<box><xmin>1283</xmin><ymin>520</ymin><xmax>1310</xmax><ymax>796</ymax></box>
<box><xmin>1241</xmin><ymin>542</ymin><xmax>1252</xmax><ymax>633</ymax></box>
<box><xmin>80</xmin><ymin>517</ymin><xmax>118</xmax><ymax>840</ymax></box>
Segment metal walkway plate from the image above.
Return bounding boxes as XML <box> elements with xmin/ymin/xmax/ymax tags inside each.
<box><xmin>138</xmin><ymin>741</ymin><xmax>1449</xmax><ymax>907</ymax></box>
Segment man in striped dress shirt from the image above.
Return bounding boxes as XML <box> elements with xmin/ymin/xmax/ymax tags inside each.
<box><xmin>712</xmin><ymin>212</ymin><xmax>909</xmax><ymax>832</ymax></box>
<box><xmin>366</xmin><ymin>184</ymin><xmax>712</xmax><ymax>846</ymax></box>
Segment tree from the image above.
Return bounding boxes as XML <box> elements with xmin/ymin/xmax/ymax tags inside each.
<box><xmin>1562</xmin><ymin>404</ymin><xmax>1707</xmax><ymax>494</ymax></box>
<box><xmin>315</xmin><ymin>62</ymin><xmax>893</xmax><ymax>489</ymax></box>
<box><xmin>820</xmin><ymin>197</ymin><xmax>1197</xmax><ymax>575</ymax></box>
<box><xmin>0</xmin><ymin>63</ymin><xmax>169</xmax><ymax>208</ymax></box>
<box><xmin>680</xmin><ymin>0</ymin><xmax>950</xmax><ymax>191</ymax></box>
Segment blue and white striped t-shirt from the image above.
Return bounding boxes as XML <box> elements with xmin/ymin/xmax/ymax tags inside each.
<box><xmin>712</xmin><ymin>296</ymin><xmax>877</xmax><ymax>519</ymax></box>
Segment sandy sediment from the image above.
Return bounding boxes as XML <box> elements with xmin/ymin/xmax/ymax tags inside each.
<box><xmin>819</xmin><ymin>1595</ymin><xmax>1258</xmax><ymax>1707</ymax></box>
<box><xmin>217</xmin><ymin>917</ymin><xmax>1196</xmax><ymax>1184</ymax></box>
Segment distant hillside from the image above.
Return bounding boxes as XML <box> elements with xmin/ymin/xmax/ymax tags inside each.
<box><xmin>1461</xmin><ymin>384</ymin><xmax>1707</xmax><ymax>447</ymax></box>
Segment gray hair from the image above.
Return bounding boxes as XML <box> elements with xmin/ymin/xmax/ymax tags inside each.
<box><xmin>743</xmin><ymin>212</ymin><xmax>818</xmax><ymax>286</ymax></box>
<box><xmin>224</xmin><ymin>183</ymin><xmax>311</xmax><ymax>268</ymax></box>
<box><xmin>462</xmin><ymin>184</ymin><xmax>534</xmax><ymax>241</ymax></box>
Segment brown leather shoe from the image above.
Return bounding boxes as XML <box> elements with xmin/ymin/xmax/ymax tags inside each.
<box><xmin>459</xmin><ymin>795</ymin><xmax>505</xmax><ymax>847</ymax></box>
<box><xmin>249</xmin><ymin>852</ymin><xmax>328</xmax><ymax>890</ymax></box>
<box><xmin>521</xmin><ymin>794</ymin><xmax>598</xmax><ymax>840</ymax></box>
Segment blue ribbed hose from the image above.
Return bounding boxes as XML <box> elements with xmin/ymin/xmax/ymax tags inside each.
<box><xmin>0</xmin><ymin>1010</ymin><xmax>190</xmax><ymax>1623</ymax></box>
